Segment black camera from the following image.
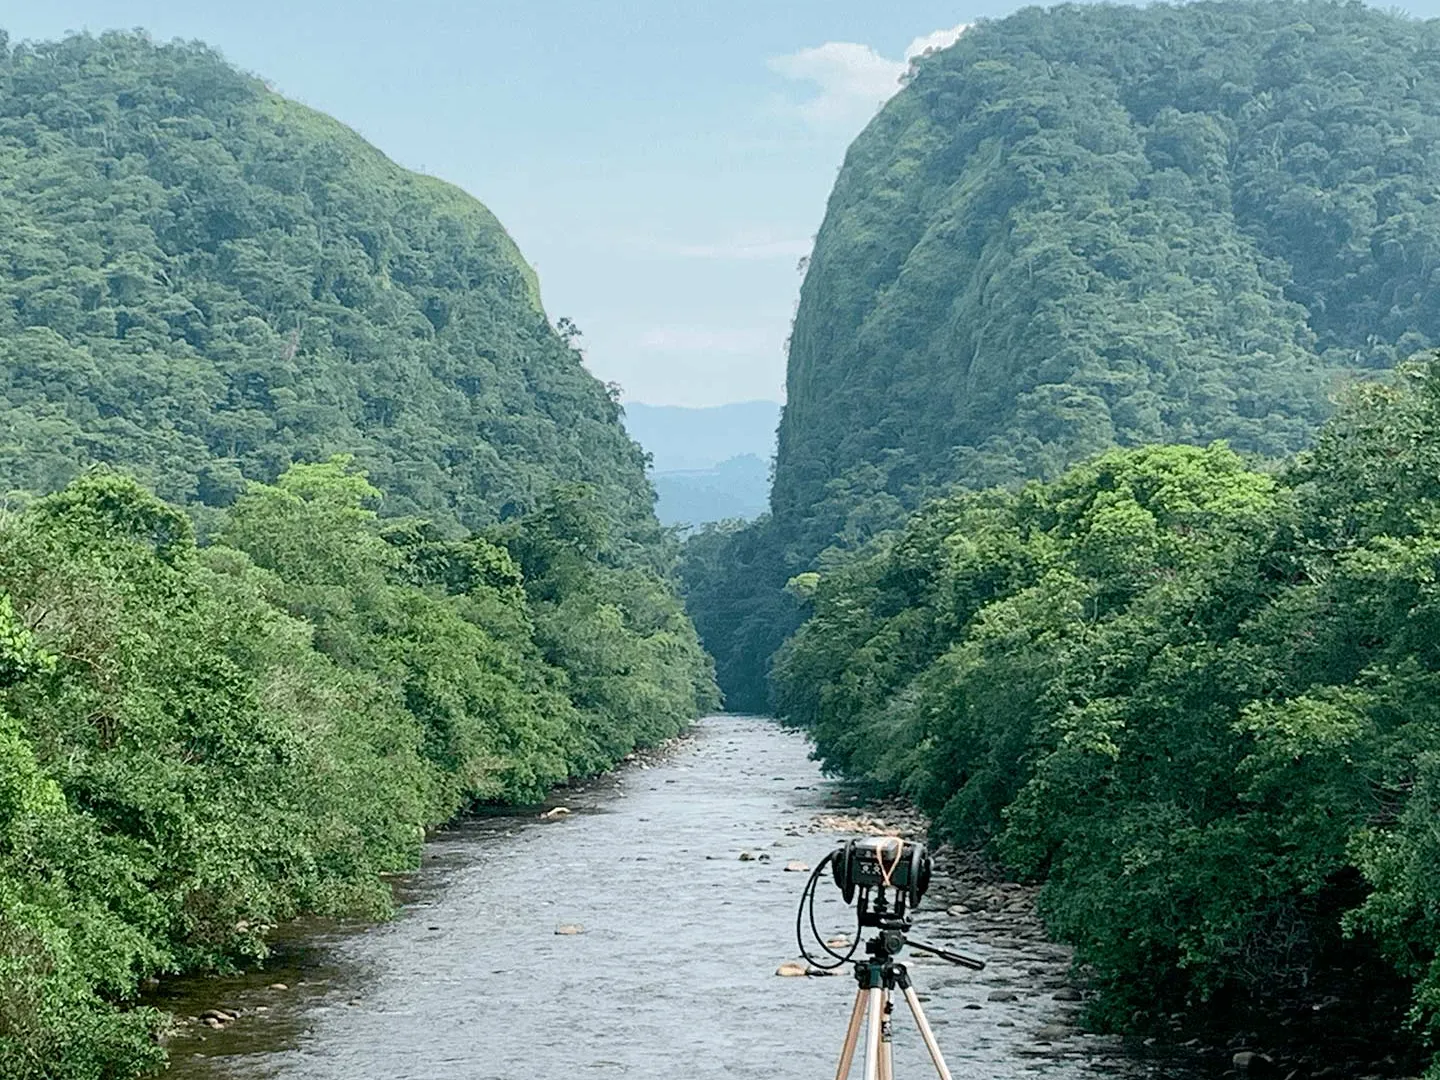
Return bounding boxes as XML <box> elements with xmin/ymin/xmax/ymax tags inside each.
<box><xmin>831</xmin><ymin>836</ymin><xmax>932</xmax><ymax>910</ymax></box>
<box><xmin>796</xmin><ymin>834</ymin><xmax>984</xmax><ymax>973</ymax></box>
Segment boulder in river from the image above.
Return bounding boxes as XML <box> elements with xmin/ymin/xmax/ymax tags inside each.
<box><xmin>776</xmin><ymin>962</ymin><xmax>808</xmax><ymax>977</ymax></box>
<box><xmin>1034</xmin><ymin>1023</ymin><xmax>1076</xmax><ymax>1041</ymax></box>
<box><xmin>555</xmin><ymin>924</ymin><xmax>585</xmax><ymax>935</ymax></box>
<box><xmin>1234</xmin><ymin>1051</ymin><xmax>1275</xmax><ymax>1074</ymax></box>
<box><xmin>540</xmin><ymin>807</ymin><xmax>571</xmax><ymax>820</ymax></box>
<box><xmin>783</xmin><ymin>861</ymin><xmax>810</xmax><ymax>872</ymax></box>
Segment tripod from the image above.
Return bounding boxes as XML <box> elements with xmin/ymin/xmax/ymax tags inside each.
<box><xmin>795</xmin><ymin>838</ymin><xmax>985</xmax><ymax>1079</ymax></box>
<box><xmin>831</xmin><ymin>926</ymin><xmax>984</xmax><ymax>1080</ymax></box>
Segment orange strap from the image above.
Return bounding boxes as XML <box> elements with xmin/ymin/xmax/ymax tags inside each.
<box><xmin>877</xmin><ymin>837</ymin><xmax>904</xmax><ymax>888</ymax></box>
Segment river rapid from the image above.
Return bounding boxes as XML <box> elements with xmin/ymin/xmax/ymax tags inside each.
<box><xmin>155</xmin><ymin>715</ymin><xmax>1193</xmax><ymax>1080</ymax></box>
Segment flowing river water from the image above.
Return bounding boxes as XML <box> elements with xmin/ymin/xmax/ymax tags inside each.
<box><xmin>155</xmin><ymin>715</ymin><xmax>1198</xmax><ymax>1080</ymax></box>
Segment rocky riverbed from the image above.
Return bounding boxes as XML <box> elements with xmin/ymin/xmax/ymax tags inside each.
<box><xmin>150</xmin><ymin>716</ymin><xmax>1200</xmax><ymax>1080</ymax></box>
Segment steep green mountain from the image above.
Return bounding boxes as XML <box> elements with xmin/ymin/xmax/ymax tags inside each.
<box><xmin>0</xmin><ymin>30</ymin><xmax>652</xmax><ymax>535</ymax></box>
<box><xmin>686</xmin><ymin>0</ymin><xmax>1440</xmax><ymax>709</ymax></box>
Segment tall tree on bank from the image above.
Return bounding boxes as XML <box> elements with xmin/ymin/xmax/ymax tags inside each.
<box><xmin>772</xmin><ymin>358</ymin><xmax>1440</xmax><ymax>1076</ymax></box>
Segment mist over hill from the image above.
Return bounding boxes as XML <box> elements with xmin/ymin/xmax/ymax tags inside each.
<box><xmin>622</xmin><ymin>400</ymin><xmax>779</xmax><ymax>472</ymax></box>
<box><xmin>651</xmin><ymin>454</ymin><xmax>770</xmax><ymax>529</ymax></box>
<box><xmin>623</xmin><ymin>400</ymin><xmax>778</xmax><ymax>527</ymax></box>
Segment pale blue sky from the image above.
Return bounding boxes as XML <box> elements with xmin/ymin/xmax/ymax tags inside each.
<box><xmin>5</xmin><ymin>1</ymin><xmax>1440</xmax><ymax>405</ymax></box>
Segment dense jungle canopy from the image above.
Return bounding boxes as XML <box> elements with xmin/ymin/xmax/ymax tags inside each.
<box><xmin>0</xmin><ymin>30</ymin><xmax>717</xmax><ymax>1079</ymax></box>
<box><xmin>0</xmin><ymin>30</ymin><xmax>656</xmax><ymax>537</ymax></box>
<box><xmin>773</xmin><ymin>360</ymin><xmax>1440</xmax><ymax>1075</ymax></box>
<box><xmin>684</xmin><ymin>0</ymin><xmax>1440</xmax><ymax>709</ymax></box>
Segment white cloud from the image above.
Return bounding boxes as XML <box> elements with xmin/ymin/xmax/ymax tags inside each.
<box><xmin>670</xmin><ymin>237</ymin><xmax>811</xmax><ymax>261</ymax></box>
<box><xmin>769</xmin><ymin>22</ymin><xmax>969</xmax><ymax>131</ymax></box>
<box><xmin>668</xmin><ymin>229</ymin><xmax>812</xmax><ymax>261</ymax></box>
<box><xmin>614</xmin><ymin>227</ymin><xmax>812</xmax><ymax>262</ymax></box>
<box><xmin>768</xmin><ymin>42</ymin><xmax>906</xmax><ymax>129</ymax></box>
<box><xmin>905</xmin><ymin>23</ymin><xmax>969</xmax><ymax>61</ymax></box>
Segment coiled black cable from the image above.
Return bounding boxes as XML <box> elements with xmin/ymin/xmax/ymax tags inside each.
<box><xmin>795</xmin><ymin>850</ymin><xmax>862</xmax><ymax>970</ymax></box>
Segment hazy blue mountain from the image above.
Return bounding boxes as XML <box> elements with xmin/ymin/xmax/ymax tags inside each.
<box><xmin>623</xmin><ymin>401</ymin><xmax>779</xmax><ymax>528</ymax></box>
<box><xmin>652</xmin><ymin>453</ymin><xmax>770</xmax><ymax>528</ymax></box>
<box><xmin>623</xmin><ymin>401</ymin><xmax>780</xmax><ymax>473</ymax></box>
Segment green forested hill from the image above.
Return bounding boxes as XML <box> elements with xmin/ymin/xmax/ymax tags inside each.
<box><xmin>687</xmin><ymin>0</ymin><xmax>1440</xmax><ymax>709</ymax></box>
<box><xmin>0</xmin><ymin>30</ymin><xmax>720</xmax><ymax>1080</ymax></box>
<box><xmin>776</xmin><ymin>0</ymin><xmax>1440</xmax><ymax>551</ymax></box>
<box><xmin>0</xmin><ymin>30</ymin><xmax>652</xmax><ymax>534</ymax></box>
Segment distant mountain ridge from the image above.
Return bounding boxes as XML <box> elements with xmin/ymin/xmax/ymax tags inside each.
<box><xmin>651</xmin><ymin>453</ymin><xmax>769</xmax><ymax>528</ymax></box>
<box><xmin>623</xmin><ymin>401</ymin><xmax>778</xmax><ymax>527</ymax></box>
<box><xmin>623</xmin><ymin>400</ymin><xmax>779</xmax><ymax>473</ymax></box>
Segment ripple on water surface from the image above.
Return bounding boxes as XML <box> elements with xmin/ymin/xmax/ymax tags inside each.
<box><xmin>158</xmin><ymin>716</ymin><xmax>1190</xmax><ymax>1080</ymax></box>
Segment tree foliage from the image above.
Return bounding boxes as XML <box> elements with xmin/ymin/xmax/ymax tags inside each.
<box><xmin>773</xmin><ymin>359</ymin><xmax>1440</xmax><ymax>1074</ymax></box>
<box><xmin>0</xmin><ymin>30</ymin><xmax>654</xmax><ymax>537</ymax></box>
<box><xmin>688</xmin><ymin>0</ymin><xmax>1440</xmax><ymax>708</ymax></box>
<box><xmin>0</xmin><ymin>462</ymin><xmax>715</xmax><ymax>1079</ymax></box>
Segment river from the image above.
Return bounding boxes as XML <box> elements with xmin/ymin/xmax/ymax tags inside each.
<box><xmin>155</xmin><ymin>715</ymin><xmax>1192</xmax><ymax>1080</ymax></box>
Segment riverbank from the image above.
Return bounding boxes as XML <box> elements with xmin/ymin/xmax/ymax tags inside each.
<box><xmin>148</xmin><ymin>724</ymin><xmax>702</xmax><ymax>1051</ymax></box>
<box><xmin>149</xmin><ymin>716</ymin><xmax>1187</xmax><ymax>1080</ymax></box>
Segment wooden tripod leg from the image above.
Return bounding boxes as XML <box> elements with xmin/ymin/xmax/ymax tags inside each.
<box><xmin>834</xmin><ymin>987</ymin><xmax>867</xmax><ymax>1080</ymax></box>
<box><xmin>878</xmin><ymin>989</ymin><xmax>895</xmax><ymax>1080</ymax></box>
<box><xmin>902</xmin><ymin>985</ymin><xmax>954</xmax><ymax>1080</ymax></box>
<box><xmin>863</xmin><ymin>987</ymin><xmax>885</xmax><ymax>1080</ymax></box>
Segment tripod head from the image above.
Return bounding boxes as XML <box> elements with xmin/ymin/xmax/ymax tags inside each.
<box><xmin>860</xmin><ymin>908</ymin><xmax>985</xmax><ymax>972</ymax></box>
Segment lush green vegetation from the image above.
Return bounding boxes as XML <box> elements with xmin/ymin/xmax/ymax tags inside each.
<box><xmin>0</xmin><ymin>462</ymin><xmax>715</xmax><ymax>1079</ymax></box>
<box><xmin>0</xmin><ymin>28</ymin><xmax>717</xmax><ymax>1079</ymax></box>
<box><xmin>686</xmin><ymin>0</ymin><xmax>1440</xmax><ymax>708</ymax></box>
<box><xmin>774</xmin><ymin>360</ymin><xmax>1440</xmax><ymax>1073</ymax></box>
<box><xmin>0</xmin><ymin>30</ymin><xmax>655</xmax><ymax>537</ymax></box>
